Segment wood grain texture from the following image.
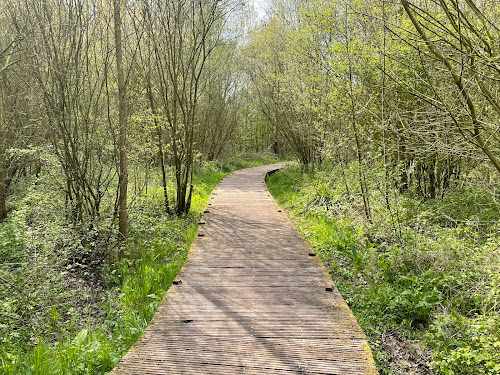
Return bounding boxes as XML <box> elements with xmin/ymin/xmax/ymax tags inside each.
<box><xmin>110</xmin><ymin>163</ymin><xmax>377</xmax><ymax>374</ymax></box>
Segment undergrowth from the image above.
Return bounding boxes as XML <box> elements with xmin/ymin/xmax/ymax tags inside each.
<box><xmin>0</xmin><ymin>152</ymin><xmax>279</xmax><ymax>374</ymax></box>
<box><xmin>267</xmin><ymin>163</ymin><xmax>500</xmax><ymax>375</ymax></box>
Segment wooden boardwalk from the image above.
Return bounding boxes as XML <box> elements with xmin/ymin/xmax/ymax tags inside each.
<box><xmin>111</xmin><ymin>163</ymin><xmax>377</xmax><ymax>374</ymax></box>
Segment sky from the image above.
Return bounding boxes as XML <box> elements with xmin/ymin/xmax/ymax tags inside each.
<box><xmin>252</xmin><ymin>0</ymin><xmax>271</xmax><ymax>22</ymax></box>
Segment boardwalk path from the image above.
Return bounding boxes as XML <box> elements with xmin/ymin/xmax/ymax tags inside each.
<box><xmin>111</xmin><ymin>163</ymin><xmax>377</xmax><ymax>374</ymax></box>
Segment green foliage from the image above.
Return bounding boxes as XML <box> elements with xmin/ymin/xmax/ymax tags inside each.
<box><xmin>426</xmin><ymin>314</ymin><xmax>500</xmax><ymax>375</ymax></box>
<box><xmin>267</xmin><ymin>163</ymin><xmax>500</xmax><ymax>374</ymax></box>
<box><xmin>1</xmin><ymin>329</ymin><xmax>120</xmax><ymax>375</ymax></box>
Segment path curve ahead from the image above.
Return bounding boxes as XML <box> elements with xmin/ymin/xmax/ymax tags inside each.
<box><xmin>111</xmin><ymin>163</ymin><xmax>376</xmax><ymax>374</ymax></box>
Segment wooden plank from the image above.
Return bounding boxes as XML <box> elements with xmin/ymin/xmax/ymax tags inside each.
<box><xmin>110</xmin><ymin>163</ymin><xmax>377</xmax><ymax>374</ymax></box>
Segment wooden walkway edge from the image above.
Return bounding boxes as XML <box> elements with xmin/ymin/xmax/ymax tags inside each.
<box><xmin>110</xmin><ymin>163</ymin><xmax>377</xmax><ymax>374</ymax></box>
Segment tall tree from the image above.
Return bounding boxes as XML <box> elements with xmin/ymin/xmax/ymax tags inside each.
<box><xmin>13</xmin><ymin>0</ymin><xmax>117</xmax><ymax>224</ymax></box>
<box><xmin>142</xmin><ymin>0</ymin><xmax>235</xmax><ymax>214</ymax></box>
<box><xmin>114</xmin><ymin>0</ymin><xmax>128</xmax><ymax>239</ymax></box>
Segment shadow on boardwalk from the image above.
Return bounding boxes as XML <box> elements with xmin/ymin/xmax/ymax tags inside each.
<box><xmin>110</xmin><ymin>163</ymin><xmax>377</xmax><ymax>374</ymax></box>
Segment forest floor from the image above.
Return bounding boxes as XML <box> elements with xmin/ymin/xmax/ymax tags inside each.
<box><xmin>266</xmin><ymin>163</ymin><xmax>500</xmax><ymax>375</ymax></box>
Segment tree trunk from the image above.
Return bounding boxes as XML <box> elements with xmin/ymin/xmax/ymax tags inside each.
<box><xmin>0</xmin><ymin>167</ymin><xmax>7</xmax><ymax>223</ymax></box>
<box><xmin>428</xmin><ymin>169</ymin><xmax>436</xmax><ymax>199</ymax></box>
<box><xmin>146</xmin><ymin>81</ymin><xmax>170</xmax><ymax>214</ymax></box>
<box><xmin>114</xmin><ymin>0</ymin><xmax>128</xmax><ymax>241</ymax></box>
<box><xmin>345</xmin><ymin>3</ymin><xmax>371</xmax><ymax>223</ymax></box>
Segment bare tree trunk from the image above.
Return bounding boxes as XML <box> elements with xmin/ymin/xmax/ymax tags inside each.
<box><xmin>0</xmin><ymin>167</ymin><xmax>7</xmax><ymax>223</ymax></box>
<box><xmin>114</xmin><ymin>0</ymin><xmax>128</xmax><ymax>241</ymax></box>
<box><xmin>381</xmin><ymin>0</ymin><xmax>390</xmax><ymax>211</ymax></box>
<box><xmin>146</xmin><ymin>81</ymin><xmax>170</xmax><ymax>214</ymax></box>
<box><xmin>345</xmin><ymin>4</ymin><xmax>371</xmax><ymax>223</ymax></box>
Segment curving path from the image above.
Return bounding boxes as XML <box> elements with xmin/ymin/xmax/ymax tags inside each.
<box><xmin>110</xmin><ymin>163</ymin><xmax>377</xmax><ymax>374</ymax></box>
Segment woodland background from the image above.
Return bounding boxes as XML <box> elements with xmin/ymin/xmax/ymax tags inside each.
<box><xmin>0</xmin><ymin>0</ymin><xmax>499</xmax><ymax>373</ymax></box>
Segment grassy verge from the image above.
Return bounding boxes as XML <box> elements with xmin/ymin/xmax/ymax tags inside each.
<box><xmin>266</xmin><ymin>163</ymin><xmax>500</xmax><ymax>375</ymax></box>
<box><xmin>0</xmin><ymin>153</ymin><xmax>279</xmax><ymax>374</ymax></box>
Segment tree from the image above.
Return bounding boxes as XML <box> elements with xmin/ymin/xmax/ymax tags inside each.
<box><xmin>113</xmin><ymin>0</ymin><xmax>129</xmax><ymax>239</ymax></box>
<box><xmin>401</xmin><ymin>0</ymin><xmax>500</xmax><ymax>174</ymax></box>
<box><xmin>14</xmin><ymin>0</ymin><xmax>117</xmax><ymax>224</ymax></box>
<box><xmin>197</xmin><ymin>42</ymin><xmax>243</xmax><ymax>161</ymax></box>
<box><xmin>245</xmin><ymin>15</ymin><xmax>319</xmax><ymax>164</ymax></box>
<box><xmin>141</xmin><ymin>0</ymin><xmax>236</xmax><ymax>214</ymax></box>
<box><xmin>0</xmin><ymin>3</ymin><xmax>36</xmax><ymax>223</ymax></box>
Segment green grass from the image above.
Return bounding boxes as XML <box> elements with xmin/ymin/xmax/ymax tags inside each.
<box><xmin>0</xmin><ymin>154</ymin><xmax>280</xmax><ymax>374</ymax></box>
<box><xmin>266</xmin><ymin>163</ymin><xmax>500</xmax><ymax>375</ymax></box>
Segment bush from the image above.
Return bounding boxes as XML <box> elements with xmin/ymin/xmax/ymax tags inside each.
<box><xmin>426</xmin><ymin>314</ymin><xmax>500</xmax><ymax>375</ymax></box>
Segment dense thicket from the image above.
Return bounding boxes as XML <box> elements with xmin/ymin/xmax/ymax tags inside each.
<box><xmin>0</xmin><ymin>0</ymin><xmax>256</xmax><ymax>228</ymax></box>
<box><xmin>248</xmin><ymin>0</ymin><xmax>500</xmax><ymax>206</ymax></box>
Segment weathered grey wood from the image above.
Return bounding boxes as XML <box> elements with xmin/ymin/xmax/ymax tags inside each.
<box><xmin>110</xmin><ymin>163</ymin><xmax>377</xmax><ymax>374</ymax></box>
